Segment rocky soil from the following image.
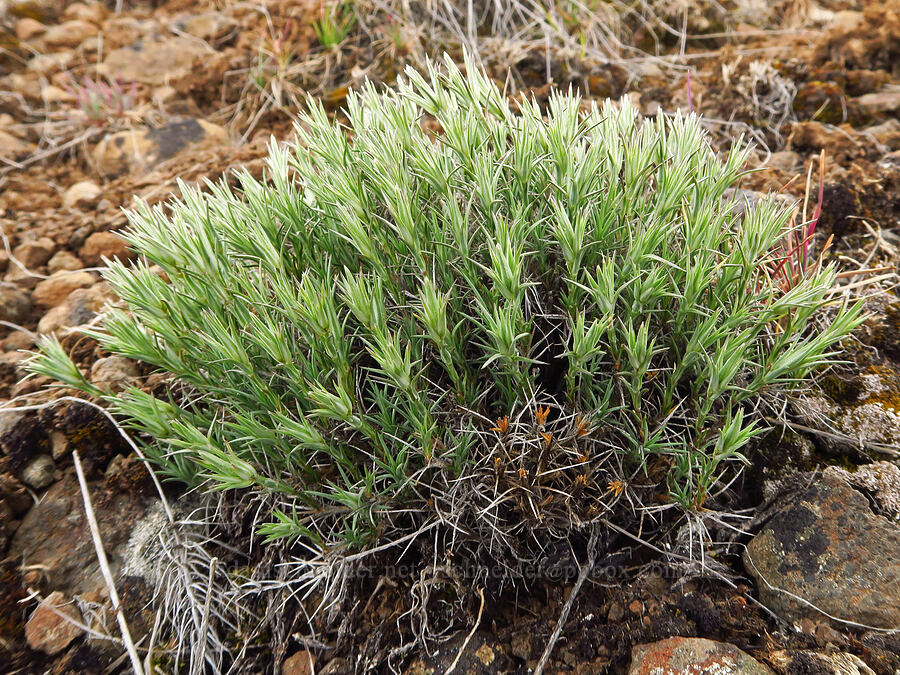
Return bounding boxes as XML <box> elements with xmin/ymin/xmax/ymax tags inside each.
<box><xmin>2</xmin><ymin>0</ymin><xmax>900</xmax><ymax>673</ymax></box>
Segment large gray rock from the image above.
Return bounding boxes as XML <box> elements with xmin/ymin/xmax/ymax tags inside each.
<box><xmin>92</xmin><ymin>117</ymin><xmax>228</xmax><ymax>177</ymax></box>
<box><xmin>629</xmin><ymin>637</ymin><xmax>774</xmax><ymax>675</ymax></box>
<box><xmin>744</xmin><ymin>473</ymin><xmax>900</xmax><ymax>629</ymax></box>
<box><xmin>10</xmin><ymin>473</ymin><xmax>154</xmax><ymax>597</ymax></box>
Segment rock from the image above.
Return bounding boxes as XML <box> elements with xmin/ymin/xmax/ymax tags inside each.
<box><xmin>41</xmin><ymin>19</ymin><xmax>97</xmax><ymax>48</ymax></box>
<box><xmin>0</xmin><ymin>472</ymin><xmax>32</xmax><ymax>515</ymax></box>
<box><xmin>47</xmin><ymin>250</ymin><xmax>84</xmax><ymax>274</ymax></box>
<box><xmin>97</xmin><ymin>36</ymin><xmax>208</xmax><ymax>86</ymax></box>
<box><xmin>92</xmin><ymin>117</ymin><xmax>229</xmax><ymax>177</ymax></box>
<box><xmin>0</xmin><ymin>410</ymin><xmax>25</xmax><ymax>442</ymax></box>
<box><xmin>318</xmin><ymin>658</ymin><xmax>351</xmax><ymax>675</ymax></box>
<box><xmin>788</xmin><ymin>122</ymin><xmax>857</xmax><ymax>159</ymax></box>
<box><xmin>104</xmin><ymin>453</ymin><xmax>153</xmax><ymax>495</ymax></box>
<box><xmin>170</xmin><ymin>12</ymin><xmax>230</xmax><ymax>40</ymax></box>
<box><xmin>10</xmin><ymin>472</ymin><xmax>154</xmax><ymax>598</ymax></box>
<box><xmin>798</xmin><ymin>389</ymin><xmax>900</xmax><ymax>449</ymax></box>
<box><xmin>2</xmin><ymin>329</ymin><xmax>34</xmax><ymax>351</ymax></box>
<box><xmin>403</xmin><ymin>633</ymin><xmax>508</xmax><ymax>674</ymax></box>
<box><xmin>0</xmin><ymin>411</ymin><xmax>49</xmax><ymax>474</ymax></box>
<box><xmin>629</xmin><ymin>637</ymin><xmax>775</xmax><ymax>675</ymax></box>
<box><xmin>15</xmin><ymin>17</ymin><xmax>46</xmax><ymax>41</ymax></box>
<box><xmin>0</xmin><ymin>349</ymin><xmax>28</xmax><ymax>367</ymax></box>
<box><xmin>20</xmin><ymin>454</ymin><xmax>56</xmax><ymax>489</ymax></box>
<box><xmin>12</xmin><ymin>237</ymin><xmax>55</xmax><ymax>269</ymax></box>
<box><xmin>769</xmin><ymin>650</ymin><xmax>875</xmax><ymax>675</ymax></box>
<box><xmin>744</xmin><ymin>473</ymin><xmax>900</xmax><ymax>629</ymax></box>
<box><xmin>68</xmin><ymin>225</ymin><xmax>93</xmax><ymax>251</ymax></box>
<box><xmin>27</xmin><ymin>51</ymin><xmax>73</xmax><ymax>76</ymax></box>
<box><xmin>90</xmin><ymin>356</ymin><xmax>139</xmax><ymax>390</ymax></box>
<box><xmin>152</xmin><ymin>85</ymin><xmax>177</xmax><ymax>107</ymax></box>
<box><xmin>862</xmin><ymin>119</ymin><xmax>900</xmax><ymax>149</ymax></box>
<box><xmin>0</xmin><ymin>130</ymin><xmax>35</xmax><ymax>159</ymax></box>
<box><xmin>79</xmin><ymin>231</ymin><xmax>132</xmax><ymax>265</ymax></box>
<box><xmin>856</xmin><ymin>88</ymin><xmax>900</xmax><ymax>114</ymax></box>
<box><xmin>881</xmin><ymin>150</ymin><xmax>900</xmax><ymax>169</ymax></box>
<box><xmin>9</xmin><ymin>373</ymin><xmax>52</xmax><ymax>399</ymax></box>
<box><xmin>41</xmin><ymin>84</ymin><xmax>75</xmax><ymax>104</ymax></box>
<box><xmin>25</xmin><ymin>591</ymin><xmax>83</xmax><ymax>655</ymax></box>
<box><xmin>282</xmin><ymin>649</ymin><xmax>316</xmax><ymax>675</ymax></box>
<box><xmin>608</xmin><ymin>601</ymin><xmax>625</xmax><ymax>623</ymax></box>
<box><xmin>767</xmin><ymin>151</ymin><xmax>800</xmax><ymax>173</ymax></box>
<box><xmin>50</xmin><ymin>431</ymin><xmax>69</xmax><ymax>460</ymax></box>
<box><xmin>32</xmin><ymin>271</ymin><xmax>97</xmax><ymax>307</ymax></box>
<box><xmin>815</xmin><ymin>5</ymin><xmax>900</xmax><ymax>72</ymax></box>
<box><xmin>0</xmin><ymin>282</ymin><xmax>33</xmax><ymax>323</ymax></box>
<box><xmin>829</xmin><ymin>9</ymin><xmax>864</xmax><ymax>33</ymax></box>
<box><xmin>824</xmin><ymin>462</ymin><xmax>900</xmax><ymax>518</ymax></box>
<box><xmin>37</xmin><ymin>284</ymin><xmax>110</xmax><ymax>334</ymax></box>
<box><xmin>3</xmin><ymin>267</ymin><xmax>36</xmax><ymax>289</ymax></box>
<box><xmin>62</xmin><ymin>181</ymin><xmax>102</xmax><ymax>209</ymax></box>
<box><xmin>63</xmin><ymin>1</ymin><xmax>107</xmax><ymax>24</ymax></box>
<box><xmin>860</xmin><ymin>632</ymin><xmax>900</xmax><ymax>674</ymax></box>
<box><xmin>0</xmin><ymin>349</ymin><xmax>28</xmax><ymax>368</ymax></box>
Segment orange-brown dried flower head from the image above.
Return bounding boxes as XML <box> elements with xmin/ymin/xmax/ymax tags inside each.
<box><xmin>491</xmin><ymin>416</ymin><xmax>509</xmax><ymax>433</ymax></box>
<box><xmin>575</xmin><ymin>415</ymin><xmax>590</xmax><ymax>437</ymax></box>
<box><xmin>606</xmin><ymin>480</ymin><xmax>625</xmax><ymax>497</ymax></box>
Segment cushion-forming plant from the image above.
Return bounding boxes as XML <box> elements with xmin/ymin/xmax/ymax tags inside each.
<box><xmin>29</xmin><ymin>54</ymin><xmax>862</xmax><ymax>556</ymax></box>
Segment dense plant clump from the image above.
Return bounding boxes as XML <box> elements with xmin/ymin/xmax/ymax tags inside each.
<box><xmin>30</xmin><ymin>55</ymin><xmax>861</xmax><ymax>555</ymax></box>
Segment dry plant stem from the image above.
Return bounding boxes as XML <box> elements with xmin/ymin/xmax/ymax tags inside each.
<box><xmin>143</xmin><ymin>610</ymin><xmax>163</xmax><ymax>675</ymax></box>
<box><xmin>533</xmin><ymin>527</ymin><xmax>599</xmax><ymax>675</ymax></box>
<box><xmin>445</xmin><ymin>587</ymin><xmax>485</xmax><ymax>675</ymax></box>
<box><xmin>72</xmin><ymin>449</ymin><xmax>144</xmax><ymax>675</ymax></box>
<box><xmin>192</xmin><ymin>557</ymin><xmax>219</xmax><ymax>675</ymax></box>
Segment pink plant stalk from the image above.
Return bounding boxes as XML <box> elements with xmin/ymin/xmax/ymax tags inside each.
<box><xmin>769</xmin><ymin>150</ymin><xmax>828</xmax><ymax>292</ymax></box>
<box><xmin>66</xmin><ymin>74</ymin><xmax>137</xmax><ymax>126</ymax></box>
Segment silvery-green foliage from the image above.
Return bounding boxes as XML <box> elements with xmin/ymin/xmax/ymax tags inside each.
<box><xmin>29</xmin><ymin>53</ymin><xmax>862</xmax><ymax>549</ymax></box>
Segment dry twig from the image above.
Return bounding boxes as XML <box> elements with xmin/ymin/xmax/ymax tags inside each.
<box><xmin>73</xmin><ymin>450</ymin><xmax>144</xmax><ymax>675</ymax></box>
<box><xmin>534</xmin><ymin>526</ymin><xmax>599</xmax><ymax>675</ymax></box>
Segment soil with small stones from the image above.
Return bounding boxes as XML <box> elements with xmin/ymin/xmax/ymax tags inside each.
<box><xmin>2</xmin><ymin>0</ymin><xmax>900</xmax><ymax>673</ymax></box>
